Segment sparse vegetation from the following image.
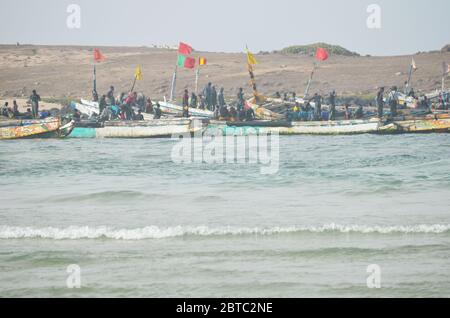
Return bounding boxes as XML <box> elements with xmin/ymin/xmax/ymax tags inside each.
<box><xmin>277</xmin><ymin>43</ymin><xmax>360</xmax><ymax>57</ymax></box>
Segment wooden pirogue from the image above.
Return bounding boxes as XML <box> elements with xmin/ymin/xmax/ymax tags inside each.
<box><xmin>0</xmin><ymin>117</ymin><xmax>75</xmax><ymax>140</ymax></box>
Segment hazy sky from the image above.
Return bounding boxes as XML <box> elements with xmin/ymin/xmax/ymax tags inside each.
<box><xmin>0</xmin><ymin>0</ymin><xmax>449</xmax><ymax>56</ymax></box>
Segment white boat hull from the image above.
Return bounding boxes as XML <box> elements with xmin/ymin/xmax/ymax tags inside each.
<box><xmin>158</xmin><ymin>101</ymin><xmax>214</xmax><ymax>118</ymax></box>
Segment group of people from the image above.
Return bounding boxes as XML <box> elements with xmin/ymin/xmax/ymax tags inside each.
<box><xmin>1</xmin><ymin>90</ymin><xmax>50</xmax><ymax>119</ymax></box>
<box><xmin>285</xmin><ymin>91</ymin><xmax>359</xmax><ymax>121</ymax></box>
<box><xmin>28</xmin><ymin>79</ymin><xmax>448</xmax><ymax>124</ymax></box>
<box><xmin>87</xmin><ymin>86</ymin><xmax>162</xmax><ymax>121</ymax></box>
<box><xmin>181</xmin><ymin>86</ymin><xmax>254</xmax><ymax>121</ymax></box>
<box><xmin>376</xmin><ymin>86</ymin><xmax>402</xmax><ymax>118</ymax></box>
<box><xmin>187</xmin><ymin>82</ymin><xmax>228</xmax><ymax>112</ymax></box>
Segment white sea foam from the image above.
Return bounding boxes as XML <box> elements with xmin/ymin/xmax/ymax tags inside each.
<box><xmin>0</xmin><ymin>224</ymin><xmax>449</xmax><ymax>240</ymax></box>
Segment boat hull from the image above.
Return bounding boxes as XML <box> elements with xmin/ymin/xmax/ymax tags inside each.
<box><xmin>0</xmin><ymin>117</ymin><xmax>73</xmax><ymax>140</ymax></box>
<box><xmin>393</xmin><ymin>118</ymin><xmax>450</xmax><ymax>133</ymax></box>
<box><xmin>68</xmin><ymin>119</ymin><xmax>203</xmax><ymax>138</ymax></box>
<box><xmin>158</xmin><ymin>101</ymin><xmax>214</xmax><ymax>118</ymax></box>
<box><xmin>207</xmin><ymin>119</ymin><xmax>389</xmax><ymax>135</ymax></box>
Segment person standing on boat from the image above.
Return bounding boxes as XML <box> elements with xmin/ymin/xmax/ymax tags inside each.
<box><xmin>329</xmin><ymin>91</ymin><xmax>337</xmax><ymax>120</ymax></box>
<box><xmin>237</xmin><ymin>88</ymin><xmax>245</xmax><ymax>111</ymax></box>
<box><xmin>387</xmin><ymin>86</ymin><xmax>399</xmax><ymax>117</ymax></box>
<box><xmin>182</xmin><ymin>89</ymin><xmax>190</xmax><ymax>118</ymax></box>
<box><xmin>124</xmin><ymin>92</ymin><xmax>137</xmax><ymax>120</ymax></box>
<box><xmin>99</xmin><ymin>95</ymin><xmax>107</xmax><ymax>116</ymax></box>
<box><xmin>107</xmin><ymin>86</ymin><xmax>115</xmax><ymax>105</ymax></box>
<box><xmin>211</xmin><ymin>86</ymin><xmax>218</xmax><ymax>111</ymax></box>
<box><xmin>203</xmin><ymin>82</ymin><xmax>213</xmax><ymax>110</ymax></box>
<box><xmin>218</xmin><ymin>87</ymin><xmax>226</xmax><ymax>108</ymax></box>
<box><xmin>12</xmin><ymin>100</ymin><xmax>20</xmax><ymax>117</ymax></box>
<box><xmin>29</xmin><ymin>89</ymin><xmax>41</xmax><ymax>119</ymax></box>
<box><xmin>312</xmin><ymin>93</ymin><xmax>322</xmax><ymax>121</ymax></box>
<box><xmin>376</xmin><ymin>87</ymin><xmax>385</xmax><ymax>119</ymax></box>
<box><xmin>190</xmin><ymin>93</ymin><xmax>198</xmax><ymax>108</ymax></box>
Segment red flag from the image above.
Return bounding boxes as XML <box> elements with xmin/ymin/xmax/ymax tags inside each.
<box><xmin>184</xmin><ymin>57</ymin><xmax>196</xmax><ymax>69</ymax></box>
<box><xmin>178</xmin><ymin>42</ymin><xmax>193</xmax><ymax>55</ymax></box>
<box><xmin>93</xmin><ymin>48</ymin><xmax>106</xmax><ymax>62</ymax></box>
<box><xmin>315</xmin><ymin>47</ymin><xmax>329</xmax><ymax>61</ymax></box>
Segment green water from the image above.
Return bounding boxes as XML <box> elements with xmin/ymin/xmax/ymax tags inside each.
<box><xmin>0</xmin><ymin>134</ymin><xmax>449</xmax><ymax>297</ymax></box>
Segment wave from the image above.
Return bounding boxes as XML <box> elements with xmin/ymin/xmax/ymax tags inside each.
<box><xmin>49</xmin><ymin>190</ymin><xmax>147</xmax><ymax>203</ymax></box>
<box><xmin>0</xmin><ymin>224</ymin><xmax>449</xmax><ymax>240</ymax></box>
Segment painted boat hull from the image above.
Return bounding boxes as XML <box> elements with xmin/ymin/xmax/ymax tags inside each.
<box><xmin>392</xmin><ymin>118</ymin><xmax>450</xmax><ymax>133</ymax></box>
<box><xmin>69</xmin><ymin>119</ymin><xmax>203</xmax><ymax>138</ymax></box>
<box><xmin>207</xmin><ymin>119</ymin><xmax>390</xmax><ymax>135</ymax></box>
<box><xmin>0</xmin><ymin>117</ymin><xmax>73</xmax><ymax>140</ymax></box>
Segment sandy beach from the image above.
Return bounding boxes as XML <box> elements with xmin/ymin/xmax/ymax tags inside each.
<box><xmin>1</xmin><ymin>44</ymin><xmax>449</xmax><ymax>105</ymax></box>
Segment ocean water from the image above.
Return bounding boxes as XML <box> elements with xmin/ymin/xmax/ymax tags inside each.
<box><xmin>0</xmin><ymin>134</ymin><xmax>449</xmax><ymax>297</ymax></box>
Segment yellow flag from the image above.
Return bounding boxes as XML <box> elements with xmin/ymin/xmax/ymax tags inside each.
<box><xmin>134</xmin><ymin>66</ymin><xmax>143</xmax><ymax>80</ymax></box>
<box><xmin>246</xmin><ymin>49</ymin><xmax>257</xmax><ymax>65</ymax></box>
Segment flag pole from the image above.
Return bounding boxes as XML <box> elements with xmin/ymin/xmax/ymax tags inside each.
<box><xmin>195</xmin><ymin>66</ymin><xmax>200</xmax><ymax>95</ymax></box>
<box><xmin>406</xmin><ymin>59</ymin><xmax>414</xmax><ymax>94</ymax></box>
<box><xmin>170</xmin><ymin>65</ymin><xmax>178</xmax><ymax>102</ymax></box>
<box><xmin>130</xmin><ymin>76</ymin><xmax>137</xmax><ymax>93</ymax></box>
<box><xmin>246</xmin><ymin>45</ymin><xmax>262</xmax><ymax>104</ymax></box>
<box><xmin>93</xmin><ymin>64</ymin><xmax>97</xmax><ymax>92</ymax></box>
<box><xmin>442</xmin><ymin>62</ymin><xmax>446</xmax><ymax>92</ymax></box>
<box><xmin>304</xmin><ymin>62</ymin><xmax>318</xmax><ymax>98</ymax></box>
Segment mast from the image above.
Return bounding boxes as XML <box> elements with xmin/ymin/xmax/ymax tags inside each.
<box><xmin>195</xmin><ymin>66</ymin><xmax>200</xmax><ymax>95</ymax></box>
<box><xmin>170</xmin><ymin>65</ymin><xmax>178</xmax><ymax>102</ymax></box>
<box><xmin>405</xmin><ymin>63</ymin><xmax>413</xmax><ymax>94</ymax></box>
<box><xmin>246</xmin><ymin>45</ymin><xmax>263</xmax><ymax>104</ymax></box>
<box><xmin>304</xmin><ymin>62</ymin><xmax>318</xmax><ymax>99</ymax></box>
<box><xmin>93</xmin><ymin>64</ymin><xmax>97</xmax><ymax>93</ymax></box>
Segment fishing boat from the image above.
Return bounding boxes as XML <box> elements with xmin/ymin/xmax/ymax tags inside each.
<box><xmin>246</xmin><ymin>98</ymin><xmax>285</xmax><ymax>121</ymax></box>
<box><xmin>392</xmin><ymin>115</ymin><xmax>450</xmax><ymax>133</ymax></box>
<box><xmin>0</xmin><ymin>117</ymin><xmax>75</xmax><ymax>140</ymax></box>
<box><xmin>78</xmin><ymin>99</ymin><xmax>156</xmax><ymax>120</ymax></box>
<box><xmin>69</xmin><ymin>118</ymin><xmax>204</xmax><ymax>138</ymax></box>
<box><xmin>71</xmin><ymin>101</ymin><xmax>99</xmax><ymax>118</ymax></box>
<box><xmin>206</xmin><ymin>118</ymin><xmax>395</xmax><ymax>136</ymax></box>
<box><xmin>158</xmin><ymin>100</ymin><xmax>214</xmax><ymax>118</ymax></box>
